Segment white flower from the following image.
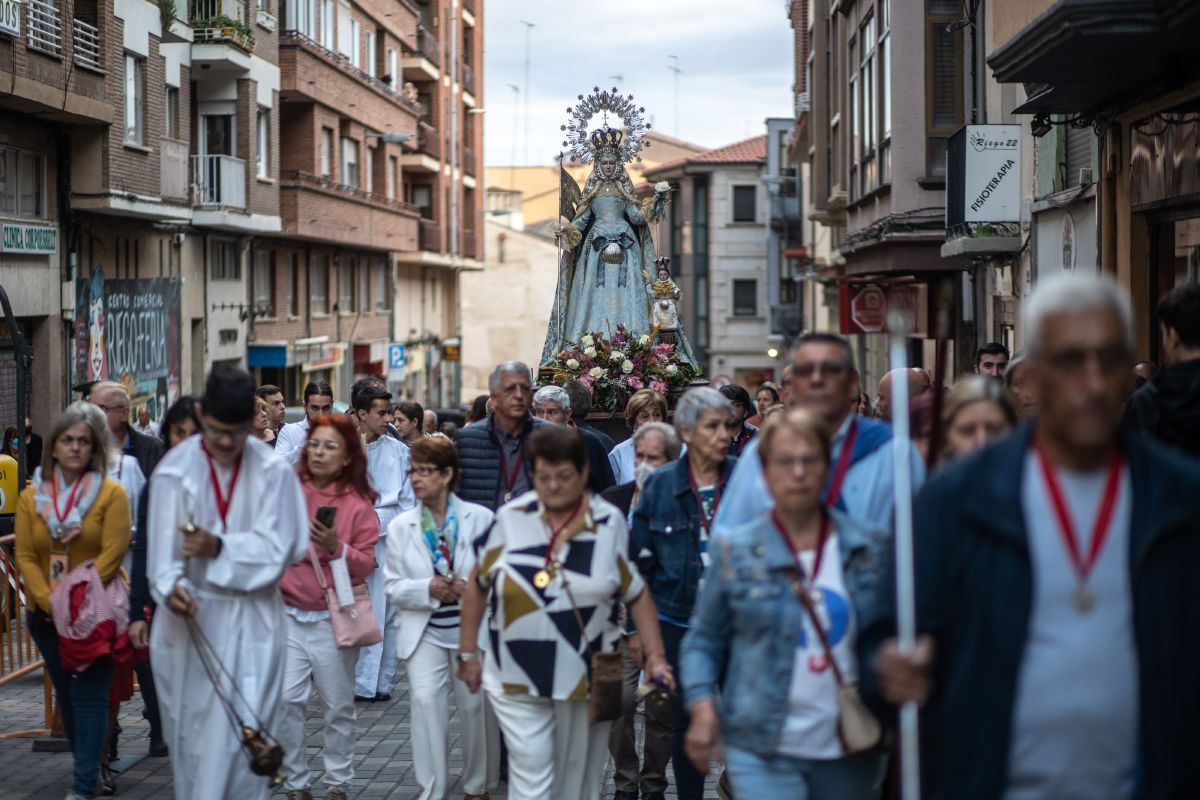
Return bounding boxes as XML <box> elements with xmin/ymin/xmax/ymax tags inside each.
<box><xmin>584</xmin><ymin>346</ymin><xmax>597</xmax><ymax>358</ymax></box>
<box><xmin>581</xmin><ymin>334</ymin><xmax>595</xmax><ymax>347</ymax></box>
<box><xmin>566</xmin><ymin>358</ymin><xmax>580</xmax><ymax>370</ymax></box>
<box><xmin>589</xmin><ymin>367</ymin><xmax>605</xmax><ymax>379</ymax></box>
<box><xmin>611</xmin><ymin>350</ymin><xmax>625</xmax><ymax>361</ymax></box>
<box><xmin>654</xmin><ymin>181</ymin><xmax>671</xmax><ymax>194</ymax></box>
<box><xmin>666</xmin><ymin>364</ymin><xmax>679</xmax><ymax>375</ymax></box>
<box><xmin>639</xmin><ymin>334</ymin><xmax>651</xmax><ymax>346</ymax></box>
<box><xmin>621</xmin><ymin>360</ymin><xmax>635</xmax><ymax>374</ymax></box>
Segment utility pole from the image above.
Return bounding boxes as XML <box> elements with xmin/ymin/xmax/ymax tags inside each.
<box><xmin>519</xmin><ymin>20</ymin><xmax>535</xmax><ymax>165</ymax></box>
<box><xmin>667</xmin><ymin>55</ymin><xmax>681</xmax><ymax>137</ymax></box>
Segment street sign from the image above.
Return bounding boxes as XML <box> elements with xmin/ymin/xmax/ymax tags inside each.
<box><xmin>0</xmin><ymin>0</ymin><xmax>20</xmax><ymax>38</ymax></box>
<box><xmin>388</xmin><ymin>343</ymin><xmax>407</xmax><ymax>370</ymax></box>
<box><xmin>849</xmin><ymin>286</ymin><xmax>886</xmax><ymax>333</ymax></box>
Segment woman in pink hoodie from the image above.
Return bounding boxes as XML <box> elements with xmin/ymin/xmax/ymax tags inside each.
<box><xmin>277</xmin><ymin>414</ymin><xmax>380</xmax><ymax>800</ymax></box>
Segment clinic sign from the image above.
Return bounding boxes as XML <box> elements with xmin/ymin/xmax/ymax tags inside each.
<box><xmin>946</xmin><ymin>124</ymin><xmax>1022</xmax><ymax>228</ymax></box>
<box><xmin>0</xmin><ymin>0</ymin><xmax>20</xmax><ymax>38</ymax></box>
<box><xmin>2</xmin><ymin>222</ymin><xmax>58</xmax><ymax>254</ymax></box>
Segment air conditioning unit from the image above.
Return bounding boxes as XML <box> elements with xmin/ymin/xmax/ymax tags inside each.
<box><xmin>1077</xmin><ymin>167</ymin><xmax>1093</xmax><ymax>186</ymax></box>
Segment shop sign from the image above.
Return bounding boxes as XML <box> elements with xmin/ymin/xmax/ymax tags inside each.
<box><xmin>2</xmin><ymin>222</ymin><xmax>58</xmax><ymax>254</ymax></box>
<box><xmin>839</xmin><ymin>282</ymin><xmax>930</xmax><ymax>337</ymax></box>
<box><xmin>303</xmin><ymin>344</ymin><xmax>345</xmax><ymax>372</ymax></box>
<box><xmin>442</xmin><ymin>338</ymin><xmax>461</xmax><ymax>362</ymax></box>
<box><xmin>0</xmin><ymin>0</ymin><xmax>20</xmax><ymax>38</ymax></box>
<box><xmin>72</xmin><ymin>269</ymin><xmax>182</xmax><ymax>422</ymax></box>
<box><xmin>946</xmin><ymin>124</ymin><xmax>1022</xmax><ymax>228</ymax></box>
<box><xmin>847</xmin><ymin>286</ymin><xmax>886</xmax><ymax>333</ymax></box>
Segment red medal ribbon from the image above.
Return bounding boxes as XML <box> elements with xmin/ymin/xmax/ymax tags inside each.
<box><xmin>772</xmin><ymin>509</ymin><xmax>832</xmax><ymax>586</ymax></box>
<box><xmin>1035</xmin><ymin>443</ymin><xmax>1123</xmax><ymax>585</ymax></box>
<box><xmin>201</xmin><ymin>441</ymin><xmax>244</xmax><ymax>530</ymax></box>
<box><xmin>50</xmin><ymin>472</ymin><xmax>86</xmax><ymax>524</ymax></box>
<box><xmin>825</xmin><ymin>418</ymin><xmax>858</xmax><ymax>509</ymax></box>
<box><xmin>492</xmin><ymin>425</ymin><xmax>527</xmax><ymax>499</ymax></box>
<box><xmin>687</xmin><ymin>461</ymin><xmax>722</xmax><ymax>536</ymax></box>
<box><xmin>543</xmin><ymin>494</ymin><xmax>587</xmax><ymax>569</ymax></box>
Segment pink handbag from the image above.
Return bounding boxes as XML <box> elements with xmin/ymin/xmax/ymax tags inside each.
<box><xmin>308</xmin><ymin>547</ymin><xmax>381</xmax><ymax>649</ymax></box>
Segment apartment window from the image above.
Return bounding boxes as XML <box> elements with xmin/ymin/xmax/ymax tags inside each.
<box><xmin>256</xmin><ymin>108</ymin><xmax>269</xmax><ymax>178</ymax></box>
<box><xmin>320</xmin><ymin>0</ymin><xmax>334</xmax><ymax>50</ymax></box>
<box><xmin>289</xmin><ymin>0</ymin><xmax>314</xmax><ymax>37</ymax></box>
<box><xmin>927</xmin><ymin>0</ymin><xmax>963</xmax><ymax>178</ymax></box>
<box><xmin>358</xmin><ymin>258</ymin><xmax>370</xmax><ymax>312</ymax></box>
<box><xmin>310</xmin><ymin>255</ymin><xmax>329</xmax><ymax>314</ymax></box>
<box><xmin>286</xmin><ymin>252</ymin><xmax>299</xmax><ymax>317</ymax></box>
<box><xmin>320</xmin><ymin>127</ymin><xmax>333</xmax><ymax>178</ymax></box>
<box><xmin>732</xmin><ymin>280</ymin><xmax>757</xmax><ymax>317</ymax></box>
<box><xmin>348</xmin><ymin>18</ymin><xmax>360</xmax><ymax>69</ymax></box>
<box><xmin>337</xmin><ymin>258</ymin><xmax>354</xmax><ymax>312</ymax></box>
<box><xmin>857</xmin><ymin>14</ymin><xmax>877</xmax><ymax>197</ymax></box>
<box><xmin>364</xmin><ymin>146</ymin><xmax>374</xmax><ymax>193</ymax></box>
<box><xmin>386</xmin><ymin>156</ymin><xmax>397</xmax><ymax>199</ymax></box>
<box><xmin>693</xmin><ymin>182</ymin><xmax>710</xmax><ymax>353</ymax></box>
<box><xmin>411</xmin><ymin>184</ymin><xmax>432</xmax><ymax>218</ymax></box>
<box><xmin>880</xmin><ymin>0</ymin><xmax>892</xmax><ymax>182</ymax></box>
<box><xmin>732</xmin><ymin>186</ymin><xmax>756</xmax><ymax>223</ymax></box>
<box><xmin>165</xmin><ymin>87</ymin><xmax>179</xmax><ymax>140</ymax></box>
<box><xmin>341</xmin><ymin>138</ymin><xmax>358</xmax><ymax>187</ymax></box>
<box><xmin>387</xmin><ymin>48</ymin><xmax>398</xmax><ymax>90</ymax></box>
<box><xmin>366</xmin><ymin>31</ymin><xmax>376</xmax><ymax>78</ymax></box>
<box><xmin>374</xmin><ymin>260</ymin><xmax>388</xmax><ymax>311</ymax></box>
<box><xmin>253</xmin><ymin>250</ymin><xmax>274</xmax><ymax>316</ymax></box>
<box><xmin>1</xmin><ymin>149</ymin><xmax>47</xmax><ymax>218</ymax></box>
<box><xmin>210</xmin><ymin>239</ymin><xmax>240</xmax><ymax>280</ymax></box>
<box><xmin>124</xmin><ymin>55</ymin><xmax>145</xmax><ymax>145</ymax></box>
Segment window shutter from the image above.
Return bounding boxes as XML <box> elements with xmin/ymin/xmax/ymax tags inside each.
<box><xmin>930</xmin><ymin>24</ymin><xmax>958</xmax><ymax>130</ymax></box>
<box><xmin>1065</xmin><ymin>126</ymin><xmax>1092</xmax><ymax>188</ymax></box>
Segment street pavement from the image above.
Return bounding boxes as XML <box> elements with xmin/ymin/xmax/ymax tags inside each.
<box><xmin>0</xmin><ymin>660</ymin><xmax>720</xmax><ymax>799</ymax></box>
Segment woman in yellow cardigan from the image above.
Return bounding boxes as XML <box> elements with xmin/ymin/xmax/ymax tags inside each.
<box><xmin>16</xmin><ymin>401</ymin><xmax>129</xmax><ymax>800</ymax></box>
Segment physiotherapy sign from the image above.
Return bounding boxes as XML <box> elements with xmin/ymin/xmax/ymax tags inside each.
<box><xmin>2</xmin><ymin>222</ymin><xmax>59</xmax><ymax>254</ymax></box>
<box><xmin>946</xmin><ymin>124</ymin><xmax>1022</xmax><ymax>228</ymax></box>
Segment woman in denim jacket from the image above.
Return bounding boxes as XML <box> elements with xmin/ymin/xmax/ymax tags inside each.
<box><xmin>680</xmin><ymin>409</ymin><xmax>889</xmax><ymax>798</ymax></box>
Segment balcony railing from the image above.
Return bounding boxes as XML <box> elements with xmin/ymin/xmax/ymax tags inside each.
<box><xmin>161</xmin><ymin>140</ymin><xmax>189</xmax><ymax>201</ymax></box>
<box><xmin>27</xmin><ymin>0</ymin><xmax>62</xmax><ymax>57</ymax></box>
<box><xmin>73</xmin><ymin>19</ymin><xmax>101</xmax><ymax>70</ymax></box>
<box><xmin>419</xmin><ymin>219</ymin><xmax>442</xmax><ymax>252</ymax></box>
<box><xmin>405</xmin><ymin>27</ymin><xmax>440</xmax><ymax>68</ymax></box>
<box><xmin>280</xmin><ymin>170</ymin><xmax>421</xmax><ymax>215</ymax></box>
<box><xmin>193</xmin><ymin>154</ymin><xmax>246</xmax><ymax>209</ymax></box>
<box><xmin>461</xmin><ymin>62</ymin><xmax>475</xmax><ymax>95</ymax></box>
<box><xmin>417</xmin><ymin>122</ymin><xmax>440</xmax><ymax>159</ymax></box>
<box><xmin>279</xmin><ymin>30</ymin><xmax>421</xmax><ymax>113</ymax></box>
<box><xmin>189</xmin><ymin>0</ymin><xmax>255</xmax><ymax>50</ymax></box>
<box><xmin>463</xmin><ymin>146</ymin><xmax>476</xmax><ymax>176</ymax></box>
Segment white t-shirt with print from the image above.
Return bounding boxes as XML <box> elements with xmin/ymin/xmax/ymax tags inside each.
<box><xmin>777</xmin><ymin>533</ymin><xmax>857</xmax><ymax>760</ymax></box>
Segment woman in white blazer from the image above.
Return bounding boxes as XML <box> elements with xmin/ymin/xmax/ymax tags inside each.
<box><xmin>384</xmin><ymin>436</ymin><xmax>501</xmax><ymax>800</ymax></box>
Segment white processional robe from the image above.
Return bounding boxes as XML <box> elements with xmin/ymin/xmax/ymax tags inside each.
<box><xmin>147</xmin><ymin>436</ymin><xmax>308</xmax><ymax>800</ymax></box>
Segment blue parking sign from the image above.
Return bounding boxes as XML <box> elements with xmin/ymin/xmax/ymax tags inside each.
<box><xmin>388</xmin><ymin>343</ymin><xmax>406</xmax><ymax>369</ymax></box>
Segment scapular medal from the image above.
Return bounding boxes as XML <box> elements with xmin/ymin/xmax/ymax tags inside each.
<box><xmin>533</xmin><ymin>563</ymin><xmax>555</xmax><ymax>589</ymax></box>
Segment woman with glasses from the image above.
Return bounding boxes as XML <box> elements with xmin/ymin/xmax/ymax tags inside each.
<box><xmin>607</xmin><ymin>388</ymin><xmax>669</xmax><ymax>485</ymax></box>
<box><xmin>631</xmin><ymin>387</ymin><xmax>738</xmax><ymax>800</ymax></box>
<box><xmin>384</xmin><ymin>437</ymin><xmax>500</xmax><ymax>800</ymax></box>
<box><xmin>681</xmin><ymin>409</ymin><xmax>888</xmax><ymax>797</ymax></box>
<box><xmin>458</xmin><ymin>426</ymin><xmax>674</xmax><ymax>800</ymax></box>
<box><xmin>277</xmin><ymin>415</ymin><xmax>381</xmax><ymax>800</ymax></box>
<box><xmin>16</xmin><ymin>402</ymin><xmax>131</xmax><ymax>800</ymax></box>
<box><xmin>939</xmin><ymin>376</ymin><xmax>1020</xmax><ymax>463</ymax></box>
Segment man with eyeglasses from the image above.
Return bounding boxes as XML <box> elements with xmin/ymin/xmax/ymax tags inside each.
<box><xmin>352</xmin><ymin>386</ymin><xmax>417</xmax><ymax>702</ymax></box>
<box><xmin>91</xmin><ymin>380</ymin><xmax>163</xmax><ymax>478</ymax></box>
<box><xmin>864</xmin><ymin>272</ymin><xmax>1200</xmax><ymax>799</ymax></box>
<box><xmin>147</xmin><ymin>368</ymin><xmax>308</xmax><ymax>800</ymax></box>
<box><xmin>713</xmin><ymin>332</ymin><xmax>924</xmax><ymax>535</ymax></box>
<box><xmin>276</xmin><ymin>382</ymin><xmax>334</xmax><ymax>465</ymax></box>
<box><xmin>532</xmin><ymin>384</ymin><xmax>616</xmax><ymax>495</ymax></box>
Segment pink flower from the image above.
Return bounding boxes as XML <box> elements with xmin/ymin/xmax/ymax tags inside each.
<box><xmin>650</xmin><ymin>379</ymin><xmax>669</xmax><ymax>393</ymax></box>
<box><xmin>627</xmin><ymin>376</ymin><xmax>644</xmax><ymax>390</ymax></box>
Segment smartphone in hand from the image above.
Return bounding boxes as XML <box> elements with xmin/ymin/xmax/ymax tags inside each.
<box><xmin>316</xmin><ymin>505</ymin><xmax>337</xmax><ymax>528</ymax></box>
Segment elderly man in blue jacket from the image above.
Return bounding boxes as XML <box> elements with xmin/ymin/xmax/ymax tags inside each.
<box><xmin>863</xmin><ymin>273</ymin><xmax>1200</xmax><ymax>800</ymax></box>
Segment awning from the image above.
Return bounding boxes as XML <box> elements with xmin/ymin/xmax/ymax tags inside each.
<box><xmin>247</xmin><ymin>344</ymin><xmax>288</xmax><ymax>368</ymax></box>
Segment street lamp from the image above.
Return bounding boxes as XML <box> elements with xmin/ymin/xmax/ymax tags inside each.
<box><xmin>367</xmin><ymin>132</ymin><xmax>414</xmax><ymax>145</ymax></box>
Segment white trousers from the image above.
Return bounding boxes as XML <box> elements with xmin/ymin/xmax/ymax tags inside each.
<box><xmin>487</xmin><ymin>689</ymin><xmax>612</xmax><ymax>800</ymax></box>
<box><xmin>356</xmin><ymin>538</ymin><xmax>399</xmax><ymax>696</ymax></box>
<box><xmin>279</xmin><ymin>613</ymin><xmax>359</xmax><ymax>791</ymax></box>
<box><xmin>407</xmin><ymin>638</ymin><xmax>501</xmax><ymax>799</ymax></box>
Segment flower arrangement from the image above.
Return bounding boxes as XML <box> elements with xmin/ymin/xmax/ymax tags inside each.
<box><xmin>542</xmin><ymin>324</ymin><xmax>700</xmax><ymax>412</ymax></box>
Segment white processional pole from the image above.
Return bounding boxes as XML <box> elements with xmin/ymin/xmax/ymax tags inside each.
<box><xmin>887</xmin><ymin>307</ymin><xmax>921</xmax><ymax>800</ymax></box>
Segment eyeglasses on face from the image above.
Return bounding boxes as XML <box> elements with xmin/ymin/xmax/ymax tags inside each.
<box><xmin>1043</xmin><ymin>344</ymin><xmax>1129</xmax><ymax>377</ymax></box>
<box><xmin>792</xmin><ymin>360</ymin><xmax>850</xmax><ymax>379</ymax></box>
<box><xmin>305</xmin><ymin>439</ymin><xmax>342</xmax><ymax>452</ymax></box>
<box><xmin>94</xmin><ymin>403</ymin><xmax>130</xmax><ymax>414</ymax></box>
<box><xmin>407</xmin><ymin>465</ymin><xmax>445</xmax><ymax>477</ymax></box>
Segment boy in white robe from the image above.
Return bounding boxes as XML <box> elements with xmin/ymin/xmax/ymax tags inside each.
<box><xmin>148</xmin><ymin>369</ymin><xmax>308</xmax><ymax>800</ymax></box>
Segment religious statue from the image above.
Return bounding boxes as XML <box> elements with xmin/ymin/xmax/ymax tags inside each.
<box><xmin>541</xmin><ymin>87</ymin><xmax>698</xmax><ymax>366</ymax></box>
<box><xmin>647</xmin><ymin>256</ymin><xmax>681</xmax><ymax>331</ymax></box>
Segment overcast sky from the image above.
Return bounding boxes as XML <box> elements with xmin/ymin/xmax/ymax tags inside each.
<box><xmin>482</xmin><ymin>0</ymin><xmax>794</xmax><ymax>167</ymax></box>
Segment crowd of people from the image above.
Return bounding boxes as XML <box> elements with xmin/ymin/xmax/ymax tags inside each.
<box><xmin>11</xmin><ymin>273</ymin><xmax>1200</xmax><ymax>800</ymax></box>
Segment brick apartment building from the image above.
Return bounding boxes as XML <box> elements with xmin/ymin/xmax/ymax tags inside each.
<box><xmin>0</xmin><ymin>0</ymin><xmax>481</xmax><ymax>428</ymax></box>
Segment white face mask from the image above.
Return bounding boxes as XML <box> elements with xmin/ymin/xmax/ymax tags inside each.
<box><xmin>634</xmin><ymin>460</ymin><xmax>656</xmax><ymax>490</ymax></box>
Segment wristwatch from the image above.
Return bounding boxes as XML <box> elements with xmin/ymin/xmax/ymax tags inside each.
<box><xmin>456</xmin><ymin>651</ymin><xmax>479</xmax><ymax>664</ymax></box>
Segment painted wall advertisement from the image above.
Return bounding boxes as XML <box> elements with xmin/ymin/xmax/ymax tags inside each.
<box><xmin>73</xmin><ymin>270</ymin><xmax>182</xmax><ymax>422</ymax></box>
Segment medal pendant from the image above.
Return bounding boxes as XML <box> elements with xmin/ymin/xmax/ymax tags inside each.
<box><xmin>533</xmin><ymin>569</ymin><xmax>551</xmax><ymax>589</ymax></box>
<box><xmin>1072</xmin><ymin>585</ymin><xmax>1095</xmax><ymax>614</ymax></box>
<box><xmin>810</xmin><ymin>587</ymin><xmax>823</xmax><ymax>606</ymax></box>
<box><xmin>504</xmin><ymin>492</ymin><xmax>513</xmax><ymax>503</ymax></box>
<box><xmin>807</xmin><ymin>653</ymin><xmax>829</xmax><ymax>673</ymax></box>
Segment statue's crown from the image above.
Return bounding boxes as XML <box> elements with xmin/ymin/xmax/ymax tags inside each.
<box><xmin>589</xmin><ymin>126</ymin><xmax>624</xmax><ymax>152</ymax></box>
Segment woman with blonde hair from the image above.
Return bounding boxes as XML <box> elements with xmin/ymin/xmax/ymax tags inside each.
<box><xmin>940</xmin><ymin>375</ymin><xmax>1020</xmax><ymax>462</ymax></box>
<box><xmin>608</xmin><ymin>388</ymin><xmax>669</xmax><ymax>484</ymax></box>
<box><xmin>252</xmin><ymin>396</ymin><xmax>277</xmax><ymax>445</ymax></box>
<box><xmin>16</xmin><ymin>401</ymin><xmax>130</xmax><ymax>800</ymax></box>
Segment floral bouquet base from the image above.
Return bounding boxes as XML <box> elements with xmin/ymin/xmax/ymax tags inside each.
<box><xmin>539</xmin><ymin>325</ymin><xmax>703</xmax><ymax>414</ymax></box>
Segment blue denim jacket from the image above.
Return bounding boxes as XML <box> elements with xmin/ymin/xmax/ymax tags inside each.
<box><xmin>630</xmin><ymin>456</ymin><xmax>738</xmax><ymax>623</ymax></box>
<box><xmin>679</xmin><ymin>508</ymin><xmax>889</xmax><ymax>756</ymax></box>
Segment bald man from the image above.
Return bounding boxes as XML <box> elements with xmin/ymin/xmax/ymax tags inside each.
<box><xmin>876</xmin><ymin>367</ymin><xmax>932</xmax><ymax>422</ymax></box>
